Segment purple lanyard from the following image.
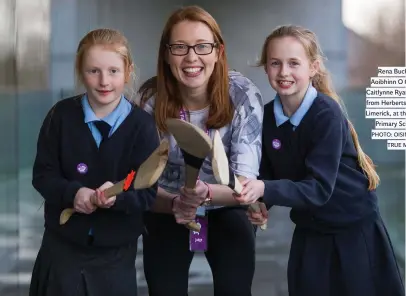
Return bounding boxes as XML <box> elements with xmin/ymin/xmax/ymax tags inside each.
<box><xmin>179</xmin><ymin>107</ymin><xmax>210</xmax><ymax>136</ymax></box>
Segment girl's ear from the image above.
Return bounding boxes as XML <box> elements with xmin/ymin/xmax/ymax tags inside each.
<box><xmin>126</xmin><ymin>64</ymin><xmax>134</xmax><ymax>83</ymax></box>
<box><xmin>310</xmin><ymin>60</ymin><xmax>319</xmax><ymax>78</ymax></box>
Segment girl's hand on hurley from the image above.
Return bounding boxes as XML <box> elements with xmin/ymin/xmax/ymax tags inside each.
<box><xmin>247</xmin><ymin>202</ymin><xmax>268</xmax><ymax>225</ymax></box>
<box><xmin>234</xmin><ymin>179</ymin><xmax>265</xmax><ymax>205</ymax></box>
<box><xmin>92</xmin><ymin>181</ymin><xmax>116</xmax><ymax>208</ymax></box>
<box><xmin>74</xmin><ymin>187</ymin><xmax>97</xmax><ymax>214</ymax></box>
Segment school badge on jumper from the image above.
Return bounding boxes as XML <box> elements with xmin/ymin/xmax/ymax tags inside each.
<box><xmin>272</xmin><ymin>139</ymin><xmax>281</xmax><ymax>150</ymax></box>
<box><xmin>76</xmin><ymin>163</ymin><xmax>88</xmax><ymax>174</ymax></box>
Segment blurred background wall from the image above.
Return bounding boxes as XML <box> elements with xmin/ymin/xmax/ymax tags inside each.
<box><xmin>0</xmin><ymin>0</ymin><xmax>404</xmax><ymax>295</ymax></box>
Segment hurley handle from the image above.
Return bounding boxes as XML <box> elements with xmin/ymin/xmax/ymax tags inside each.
<box><xmin>59</xmin><ymin>208</ymin><xmax>76</xmax><ymax>225</ymax></box>
<box><xmin>59</xmin><ymin>180</ymin><xmax>127</xmax><ymax>225</ymax></box>
<box><xmin>183</xmin><ymin>164</ymin><xmax>202</xmax><ymax>232</ymax></box>
<box><xmin>233</xmin><ymin>176</ymin><xmax>267</xmax><ymax>230</ymax></box>
<box><xmin>231</xmin><ymin>174</ymin><xmax>243</xmax><ymax>194</ymax></box>
<box><xmin>249</xmin><ymin>202</ymin><xmax>267</xmax><ymax>230</ymax></box>
<box><xmin>103</xmin><ymin>179</ymin><xmax>126</xmax><ymax>198</ymax></box>
<box><xmin>184</xmin><ymin>165</ymin><xmax>200</xmax><ymax>188</ymax></box>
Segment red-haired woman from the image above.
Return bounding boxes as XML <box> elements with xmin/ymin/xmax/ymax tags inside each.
<box><xmin>138</xmin><ymin>5</ymin><xmax>264</xmax><ymax>296</ymax></box>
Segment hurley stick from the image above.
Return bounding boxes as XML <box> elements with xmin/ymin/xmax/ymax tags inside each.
<box><xmin>165</xmin><ymin>118</ymin><xmax>213</xmax><ymax>232</ymax></box>
<box><xmin>211</xmin><ymin>130</ymin><xmax>267</xmax><ymax>230</ymax></box>
<box><xmin>59</xmin><ymin>139</ymin><xmax>170</xmax><ymax>225</ymax></box>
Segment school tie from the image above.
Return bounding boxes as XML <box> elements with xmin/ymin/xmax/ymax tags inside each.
<box><xmin>282</xmin><ymin>120</ymin><xmax>295</xmax><ymax>132</ymax></box>
<box><xmin>94</xmin><ymin>120</ymin><xmax>111</xmax><ymax>144</ymax></box>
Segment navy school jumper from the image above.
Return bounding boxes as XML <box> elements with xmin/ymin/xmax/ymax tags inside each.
<box><xmin>29</xmin><ymin>95</ymin><xmax>159</xmax><ymax>296</ymax></box>
<box><xmin>260</xmin><ymin>93</ymin><xmax>404</xmax><ymax>296</ymax></box>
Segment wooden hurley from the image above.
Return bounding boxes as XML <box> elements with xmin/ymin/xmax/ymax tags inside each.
<box><xmin>165</xmin><ymin>118</ymin><xmax>213</xmax><ymax>232</ymax></box>
<box><xmin>212</xmin><ymin>130</ymin><xmax>267</xmax><ymax>230</ymax></box>
<box><xmin>59</xmin><ymin>139</ymin><xmax>170</xmax><ymax>225</ymax></box>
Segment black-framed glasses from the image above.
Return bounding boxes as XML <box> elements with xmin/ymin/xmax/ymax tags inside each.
<box><xmin>166</xmin><ymin>43</ymin><xmax>217</xmax><ymax>56</ymax></box>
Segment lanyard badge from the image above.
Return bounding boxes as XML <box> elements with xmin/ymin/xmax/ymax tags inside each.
<box><xmin>189</xmin><ymin>215</ymin><xmax>208</xmax><ymax>252</ymax></box>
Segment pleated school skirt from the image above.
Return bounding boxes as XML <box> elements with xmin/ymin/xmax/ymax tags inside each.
<box><xmin>29</xmin><ymin>230</ymin><xmax>139</xmax><ymax>296</ymax></box>
<box><xmin>288</xmin><ymin>213</ymin><xmax>405</xmax><ymax>296</ymax></box>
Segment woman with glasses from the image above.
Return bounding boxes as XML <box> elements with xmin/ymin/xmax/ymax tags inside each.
<box><xmin>137</xmin><ymin>5</ymin><xmax>264</xmax><ymax>296</ymax></box>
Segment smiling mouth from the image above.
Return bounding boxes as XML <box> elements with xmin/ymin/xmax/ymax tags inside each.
<box><xmin>183</xmin><ymin>67</ymin><xmax>203</xmax><ymax>77</ymax></box>
<box><xmin>96</xmin><ymin>90</ymin><xmax>113</xmax><ymax>95</ymax></box>
<box><xmin>278</xmin><ymin>80</ymin><xmax>294</xmax><ymax>86</ymax></box>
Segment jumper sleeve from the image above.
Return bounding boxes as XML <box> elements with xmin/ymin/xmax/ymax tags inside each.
<box><xmin>262</xmin><ymin>108</ymin><xmax>347</xmax><ymax>209</ymax></box>
<box><xmin>111</xmin><ymin>117</ymin><xmax>159</xmax><ymax>213</ymax></box>
<box><xmin>32</xmin><ymin>106</ymin><xmax>83</xmax><ymax>208</ymax></box>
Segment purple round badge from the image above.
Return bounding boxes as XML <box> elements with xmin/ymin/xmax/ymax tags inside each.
<box><xmin>77</xmin><ymin>163</ymin><xmax>88</xmax><ymax>174</ymax></box>
<box><xmin>272</xmin><ymin>139</ymin><xmax>281</xmax><ymax>150</ymax></box>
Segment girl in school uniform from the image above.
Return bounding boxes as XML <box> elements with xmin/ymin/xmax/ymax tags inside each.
<box><xmin>29</xmin><ymin>28</ymin><xmax>159</xmax><ymax>296</ymax></box>
<box><xmin>236</xmin><ymin>25</ymin><xmax>405</xmax><ymax>296</ymax></box>
<box><xmin>137</xmin><ymin>6</ymin><xmax>264</xmax><ymax>296</ymax></box>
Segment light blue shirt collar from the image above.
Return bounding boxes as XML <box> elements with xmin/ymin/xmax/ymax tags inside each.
<box><xmin>82</xmin><ymin>94</ymin><xmax>128</xmax><ymax>126</ymax></box>
<box><xmin>274</xmin><ymin>83</ymin><xmax>317</xmax><ymax>127</ymax></box>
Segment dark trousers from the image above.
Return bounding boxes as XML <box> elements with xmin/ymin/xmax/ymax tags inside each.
<box><xmin>142</xmin><ymin>207</ymin><xmax>256</xmax><ymax>296</ymax></box>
